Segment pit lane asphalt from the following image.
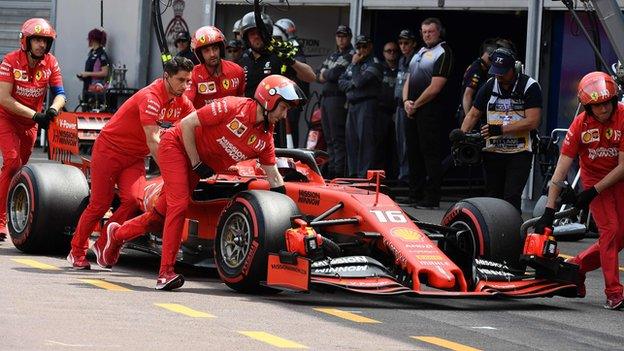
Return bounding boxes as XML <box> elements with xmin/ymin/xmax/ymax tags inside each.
<box><xmin>0</xmin><ymin>149</ymin><xmax>622</xmax><ymax>351</ymax></box>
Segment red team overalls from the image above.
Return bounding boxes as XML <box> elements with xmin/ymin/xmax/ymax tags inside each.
<box><xmin>561</xmin><ymin>103</ymin><xmax>624</xmax><ymax>301</ymax></box>
<box><xmin>113</xmin><ymin>96</ymin><xmax>276</xmax><ymax>277</ymax></box>
<box><xmin>184</xmin><ymin>59</ymin><xmax>245</xmax><ymax>109</ymax></box>
<box><xmin>0</xmin><ymin>49</ymin><xmax>63</xmax><ymax>231</ymax></box>
<box><xmin>69</xmin><ymin>78</ymin><xmax>194</xmax><ymax>259</ymax></box>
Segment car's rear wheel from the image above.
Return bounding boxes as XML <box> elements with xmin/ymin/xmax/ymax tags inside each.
<box><xmin>7</xmin><ymin>163</ymin><xmax>89</xmax><ymax>254</ymax></box>
<box><xmin>440</xmin><ymin>197</ymin><xmax>525</xmax><ymax>286</ymax></box>
<box><xmin>214</xmin><ymin>190</ymin><xmax>299</xmax><ymax>294</ymax></box>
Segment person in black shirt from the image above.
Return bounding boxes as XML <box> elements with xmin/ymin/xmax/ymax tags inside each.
<box><xmin>238</xmin><ymin>11</ymin><xmax>315</xmax><ymax>147</ymax></box>
<box><xmin>77</xmin><ymin>28</ymin><xmax>110</xmax><ymax>106</ymax></box>
<box><xmin>460</xmin><ymin>48</ymin><xmax>543</xmax><ymax>211</ymax></box>
<box><xmin>377</xmin><ymin>41</ymin><xmax>399</xmax><ymax>176</ymax></box>
<box><xmin>458</xmin><ymin>39</ymin><xmax>497</xmax><ymax>123</ymax></box>
<box><xmin>175</xmin><ymin>31</ymin><xmax>200</xmax><ymax>66</ymax></box>
<box><xmin>225</xmin><ymin>39</ymin><xmax>243</xmax><ymax>65</ymax></box>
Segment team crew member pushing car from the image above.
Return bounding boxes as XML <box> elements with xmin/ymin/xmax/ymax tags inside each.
<box><xmin>68</xmin><ymin>57</ymin><xmax>195</xmax><ymax>269</ymax></box>
<box><xmin>96</xmin><ymin>75</ymin><xmax>306</xmax><ymax>290</ymax></box>
<box><xmin>0</xmin><ymin>18</ymin><xmax>66</xmax><ymax>240</ymax></box>
<box><xmin>534</xmin><ymin>72</ymin><xmax>624</xmax><ymax>310</ymax></box>
<box><xmin>184</xmin><ymin>26</ymin><xmax>245</xmax><ymax>108</ymax></box>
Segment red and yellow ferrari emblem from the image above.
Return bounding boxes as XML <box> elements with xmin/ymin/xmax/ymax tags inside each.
<box><xmin>590</xmin><ymin>91</ymin><xmax>599</xmax><ymax>101</ymax></box>
<box><xmin>198</xmin><ymin>35</ymin><xmax>206</xmax><ymax>44</ymax></box>
<box><xmin>34</xmin><ymin>25</ymin><xmax>42</xmax><ymax>34</ymax></box>
<box><xmin>247</xmin><ymin>134</ymin><xmax>257</xmax><ymax>145</ymax></box>
<box><xmin>35</xmin><ymin>70</ymin><xmax>42</xmax><ymax>81</ymax></box>
<box><xmin>606</xmin><ymin>127</ymin><xmax>613</xmax><ymax>140</ymax></box>
<box><xmin>222</xmin><ymin>79</ymin><xmax>230</xmax><ymax>90</ymax></box>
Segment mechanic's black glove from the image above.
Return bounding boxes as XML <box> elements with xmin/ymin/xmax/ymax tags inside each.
<box><xmin>487</xmin><ymin>124</ymin><xmax>503</xmax><ymax>136</ymax></box>
<box><xmin>449</xmin><ymin>128</ymin><xmax>465</xmax><ymax>143</ymax></box>
<box><xmin>559</xmin><ymin>185</ymin><xmax>577</xmax><ymax>205</ymax></box>
<box><xmin>270</xmin><ymin>185</ymin><xmax>286</xmax><ymax>194</ymax></box>
<box><xmin>45</xmin><ymin>107</ymin><xmax>58</xmax><ymax>121</ymax></box>
<box><xmin>575</xmin><ymin>186</ymin><xmax>598</xmax><ymax>210</ymax></box>
<box><xmin>32</xmin><ymin>112</ymin><xmax>50</xmax><ymax>129</ymax></box>
<box><xmin>192</xmin><ymin>161</ymin><xmax>215</xmax><ymax>179</ymax></box>
<box><xmin>534</xmin><ymin>207</ymin><xmax>556</xmax><ymax>234</ymax></box>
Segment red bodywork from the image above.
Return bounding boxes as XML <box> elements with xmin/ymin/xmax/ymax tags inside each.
<box><xmin>47</xmin><ymin>113</ymin><xmax>577</xmax><ymax>299</ymax></box>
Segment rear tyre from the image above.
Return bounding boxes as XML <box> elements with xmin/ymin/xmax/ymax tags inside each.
<box><xmin>440</xmin><ymin>197</ymin><xmax>525</xmax><ymax>285</ymax></box>
<box><xmin>214</xmin><ymin>190</ymin><xmax>299</xmax><ymax>294</ymax></box>
<box><xmin>7</xmin><ymin>163</ymin><xmax>89</xmax><ymax>254</ymax></box>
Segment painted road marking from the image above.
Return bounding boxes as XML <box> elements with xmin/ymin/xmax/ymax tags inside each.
<box><xmin>314</xmin><ymin>307</ymin><xmax>381</xmax><ymax>323</ymax></box>
<box><xmin>239</xmin><ymin>331</ymin><xmax>307</xmax><ymax>349</ymax></box>
<box><xmin>12</xmin><ymin>258</ymin><xmax>60</xmax><ymax>270</ymax></box>
<box><xmin>411</xmin><ymin>336</ymin><xmax>482</xmax><ymax>351</ymax></box>
<box><xmin>560</xmin><ymin>253</ymin><xmax>624</xmax><ymax>272</ymax></box>
<box><xmin>154</xmin><ymin>303</ymin><xmax>215</xmax><ymax>318</ymax></box>
<box><xmin>79</xmin><ymin>279</ymin><xmax>132</xmax><ymax>291</ymax></box>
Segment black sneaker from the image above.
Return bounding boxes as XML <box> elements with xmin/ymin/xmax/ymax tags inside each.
<box><xmin>604</xmin><ymin>295</ymin><xmax>624</xmax><ymax>310</ymax></box>
<box><xmin>414</xmin><ymin>200</ymin><xmax>440</xmax><ymax>210</ymax></box>
<box><xmin>155</xmin><ymin>273</ymin><xmax>185</xmax><ymax>291</ymax></box>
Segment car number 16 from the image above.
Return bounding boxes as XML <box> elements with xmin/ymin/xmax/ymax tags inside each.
<box><xmin>370</xmin><ymin>210</ymin><xmax>408</xmax><ymax>223</ymax></box>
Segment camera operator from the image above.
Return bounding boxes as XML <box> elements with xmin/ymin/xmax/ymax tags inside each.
<box><xmin>460</xmin><ymin>48</ymin><xmax>542</xmax><ymax>212</ymax></box>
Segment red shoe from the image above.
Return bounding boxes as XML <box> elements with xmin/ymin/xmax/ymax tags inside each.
<box><xmin>67</xmin><ymin>251</ymin><xmax>91</xmax><ymax>270</ymax></box>
<box><xmin>604</xmin><ymin>295</ymin><xmax>624</xmax><ymax>310</ymax></box>
<box><xmin>93</xmin><ymin>222</ymin><xmax>123</xmax><ymax>268</ymax></box>
<box><xmin>155</xmin><ymin>271</ymin><xmax>185</xmax><ymax>291</ymax></box>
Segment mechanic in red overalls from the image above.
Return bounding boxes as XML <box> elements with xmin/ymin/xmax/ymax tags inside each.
<box><xmin>535</xmin><ymin>72</ymin><xmax>624</xmax><ymax>310</ymax></box>
<box><xmin>184</xmin><ymin>26</ymin><xmax>245</xmax><ymax>108</ymax></box>
<box><xmin>68</xmin><ymin>57</ymin><xmax>195</xmax><ymax>269</ymax></box>
<box><xmin>0</xmin><ymin>18</ymin><xmax>66</xmax><ymax>241</ymax></box>
<box><xmin>97</xmin><ymin>75</ymin><xmax>306</xmax><ymax>290</ymax></box>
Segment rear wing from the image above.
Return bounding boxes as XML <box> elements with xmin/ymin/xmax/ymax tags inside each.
<box><xmin>47</xmin><ymin>112</ymin><xmax>91</xmax><ymax>175</ymax></box>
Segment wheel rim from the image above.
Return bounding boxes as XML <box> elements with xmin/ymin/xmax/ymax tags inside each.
<box><xmin>220</xmin><ymin>212</ymin><xmax>252</xmax><ymax>269</ymax></box>
<box><xmin>9</xmin><ymin>183</ymin><xmax>30</xmax><ymax>234</ymax></box>
<box><xmin>449</xmin><ymin>221</ymin><xmax>477</xmax><ymax>258</ymax></box>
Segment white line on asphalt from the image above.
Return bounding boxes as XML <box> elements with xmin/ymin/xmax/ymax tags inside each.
<box><xmin>471</xmin><ymin>326</ymin><xmax>497</xmax><ymax>330</ymax></box>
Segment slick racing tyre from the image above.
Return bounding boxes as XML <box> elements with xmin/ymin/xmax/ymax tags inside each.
<box><xmin>440</xmin><ymin>197</ymin><xmax>525</xmax><ymax>284</ymax></box>
<box><xmin>7</xmin><ymin>163</ymin><xmax>89</xmax><ymax>254</ymax></box>
<box><xmin>215</xmin><ymin>190</ymin><xmax>299</xmax><ymax>294</ymax></box>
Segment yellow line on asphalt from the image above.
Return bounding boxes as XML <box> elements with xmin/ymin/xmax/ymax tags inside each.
<box><xmin>154</xmin><ymin>303</ymin><xmax>215</xmax><ymax>318</ymax></box>
<box><xmin>239</xmin><ymin>331</ymin><xmax>307</xmax><ymax>349</ymax></box>
<box><xmin>314</xmin><ymin>308</ymin><xmax>381</xmax><ymax>323</ymax></box>
<box><xmin>560</xmin><ymin>253</ymin><xmax>624</xmax><ymax>272</ymax></box>
<box><xmin>411</xmin><ymin>336</ymin><xmax>482</xmax><ymax>351</ymax></box>
<box><xmin>11</xmin><ymin>258</ymin><xmax>60</xmax><ymax>270</ymax></box>
<box><xmin>79</xmin><ymin>279</ymin><xmax>131</xmax><ymax>292</ymax></box>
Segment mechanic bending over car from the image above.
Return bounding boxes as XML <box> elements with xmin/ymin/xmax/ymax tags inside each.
<box><xmin>534</xmin><ymin>72</ymin><xmax>624</xmax><ymax>310</ymax></box>
<box><xmin>0</xmin><ymin>18</ymin><xmax>66</xmax><ymax>241</ymax></box>
<box><xmin>68</xmin><ymin>57</ymin><xmax>195</xmax><ymax>269</ymax></box>
<box><xmin>94</xmin><ymin>75</ymin><xmax>306</xmax><ymax>291</ymax></box>
<box><xmin>184</xmin><ymin>25</ymin><xmax>245</xmax><ymax>109</ymax></box>
<box><xmin>460</xmin><ymin>48</ymin><xmax>542</xmax><ymax>212</ymax></box>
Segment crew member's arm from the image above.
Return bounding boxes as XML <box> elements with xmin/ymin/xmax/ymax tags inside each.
<box><xmin>143</xmin><ymin>125</ymin><xmax>160</xmax><ymax>164</ymax></box>
<box><xmin>545</xmin><ymin>154</ymin><xmax>575</xmax><ymax>209</ymax></box>
<box><xmin>351</xmin><ymin>61</ymin><xmax>382</xmax><ymax>89</ymax></box>
<box><xmin>80</xmin><ymin>65</ymin><xmax>109</xmax><ymax>79</ymax></box>
<box><xmin>412</xmin><ymin>76</ymin><xmax>447</xmax><ymax>109</ymax></box>
<box><xmin>0</xmin><ymin>82</ymin><xmax>37</xmax><ymax>120</ymax></box>
<box><xmin>460</xmin><ymin>106</ymin><xmax>484</xmax><ymax>132</ymax></box>
<box><xmin>402</xmin><ymin>73</ymin><xmax>417</xmax><ymax>116</ymax></box>
<box><xmin>594</xmin><ymin>151</ymin><xmax>624</xmax><ymax>193</ymax></box>
<box><xmin>179</xmin><ymin>112</ymin><xmax>201</xmax><ymax>166</ymax></box>
<box><xmin>462</xmin><ymin>87</ymin><xmax>476</xmax><ymax>116</ymax></box>
<box><xmin>322</xmin><ymin>54</ymin><xmax>351</xmax><ymax>83</ymax></box>
<box><xmin>46</xmin><ymin>57</ymin><xmax>66</xmax><ymax>114</ymax></box>
<box><xmin>290</xmin><ymin>60</ymin><xmax>316</xmax><ymax>83</ymax></box>
<box><xmin>260</xmin><ymin>164</ymin><xmax>285</xmax><ymax>190</ymax></box>
<box><xmin>338</xmin><ymin>65</ymin><xmax>353</xmax><ymax>92</ymax></box>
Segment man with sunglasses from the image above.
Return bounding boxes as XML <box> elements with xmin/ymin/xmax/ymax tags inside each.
<box><xmin>376</xmin><ymin>41</ymin><xmax>399</xmax><ymax>175</ymax></box>
<box><xmin>338</xmin><ymin>35</ymin><xmax>383</xmax><ymax>178</ymax></box>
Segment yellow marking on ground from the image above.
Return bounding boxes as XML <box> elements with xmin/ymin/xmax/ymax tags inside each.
<box><xmin>154</xmin><ymin>303</ymin><xmax>214</xmax><ymax>318</ymax></box>
<box><xmin>314</xmin><ymin>308</ymin><xmax>381</xmax><ymax>323</ymax></box>
<box><xmin>11</xmin><ymin>258</ymin><xmax>60</xmax><ymax>270</ymax></box>
<box><xmin>560</xmin><ymin>253</ymin><xmax>624</xmax><ymax>272</ymax></box>
<box><xmin>79</xmin><ymin>279</ymin><xmax>131</xmax><ymax>292</ymax></box>
<box><xmin>239</xmin><ymin>331</ymin><xmax>307</xmax><ymax>349</ymax></box>
<box><xmin>411</xmin><ymin>336</ymin><xmax>482</xmax><ymax>351</ymax></box>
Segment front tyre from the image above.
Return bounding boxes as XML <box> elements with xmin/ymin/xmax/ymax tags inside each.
<box><xmin>215</xmin><ymin>190</ymin><xmax>299</xmax><ymax>294</ymax></box>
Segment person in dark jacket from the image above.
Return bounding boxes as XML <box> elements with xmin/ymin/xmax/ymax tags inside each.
<box><xmin>317</xmin><ymin>25</ymin><xmax>354</xmax><ymax>178</ymax></box>
<box><xmin>338</xmin><ymin>35</ymin><xmax>383</xmax><ymax>178</ymax></box>
<box><xmin>377</xmin><ymin>41</ymin><xmax>399</xmax><ymax>177</ymax></box>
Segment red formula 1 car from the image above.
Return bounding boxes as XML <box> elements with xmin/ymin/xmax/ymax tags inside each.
<box><xmin>6</xmin><ymin>113</ymin><xmax>581</xmax><ymax>298</ymax></box>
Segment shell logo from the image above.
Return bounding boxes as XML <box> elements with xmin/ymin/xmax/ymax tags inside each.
<box><xmin>391</xmin><ymin>227</ymin><xmax>423</xmax><ymax>241</ymax></box>
<box><xmin>582</xmin><ymin>131</ymin><xmax>592</xmax><ymax>143</ymax></box>
<box><xmin>228</xmin><ymin>120</ymin><xmax>240</xmax><ymax>130</ymax></box>
<box><xmin>13</xmin><ymin>70</ymin><xmax>22</xmax><ymax>79</ymax></box>
<box><xmin>198</xmin><ymin>83</ymin><xmax>208</xmax><ymax>93</ymax></box>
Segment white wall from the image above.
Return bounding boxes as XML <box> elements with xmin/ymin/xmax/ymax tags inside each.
<box><xmin>54</xmin><ymin>0</ymin><xmax>144</xmax><ymax>111</ymax></box>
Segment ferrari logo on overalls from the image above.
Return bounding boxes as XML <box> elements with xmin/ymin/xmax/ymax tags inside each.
<box><xmin>606</xmin><ymin>128</ymin><xmax>613</xmax><ymax>140</ymax></box>
<box><xmin>222</xmin><ymin>79</ymin><xmax>230</xmax><ymax>90</ymax></box>
<box><xmin>35</xmin><ymin>70</ymin><xmax>42</xmax><ymax>81</ymax></box>
<box><xmin>247</xmin><ymin>134</ymin><xmax>257</xmax><ymax>145</ymax></box>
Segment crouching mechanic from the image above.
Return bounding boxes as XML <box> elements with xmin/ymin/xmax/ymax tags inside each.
<box><xmin>95</xmin><ymin>75</ymin><xmax>306</xmax><ymax>290</ymax></box>
<box><xmin>0</xmin><ymin>18</ymin><xmax>66</xmax><ymax>240</ymax></box>
<box><xmin>534</xmin><ymin>72</ymin><xmax>624</xmax><ymax>310</ymax></box>
<box><xmin>68</xmin><ymin>57</ymin><xmax>195</xmax><ymax>269</ymax></box>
